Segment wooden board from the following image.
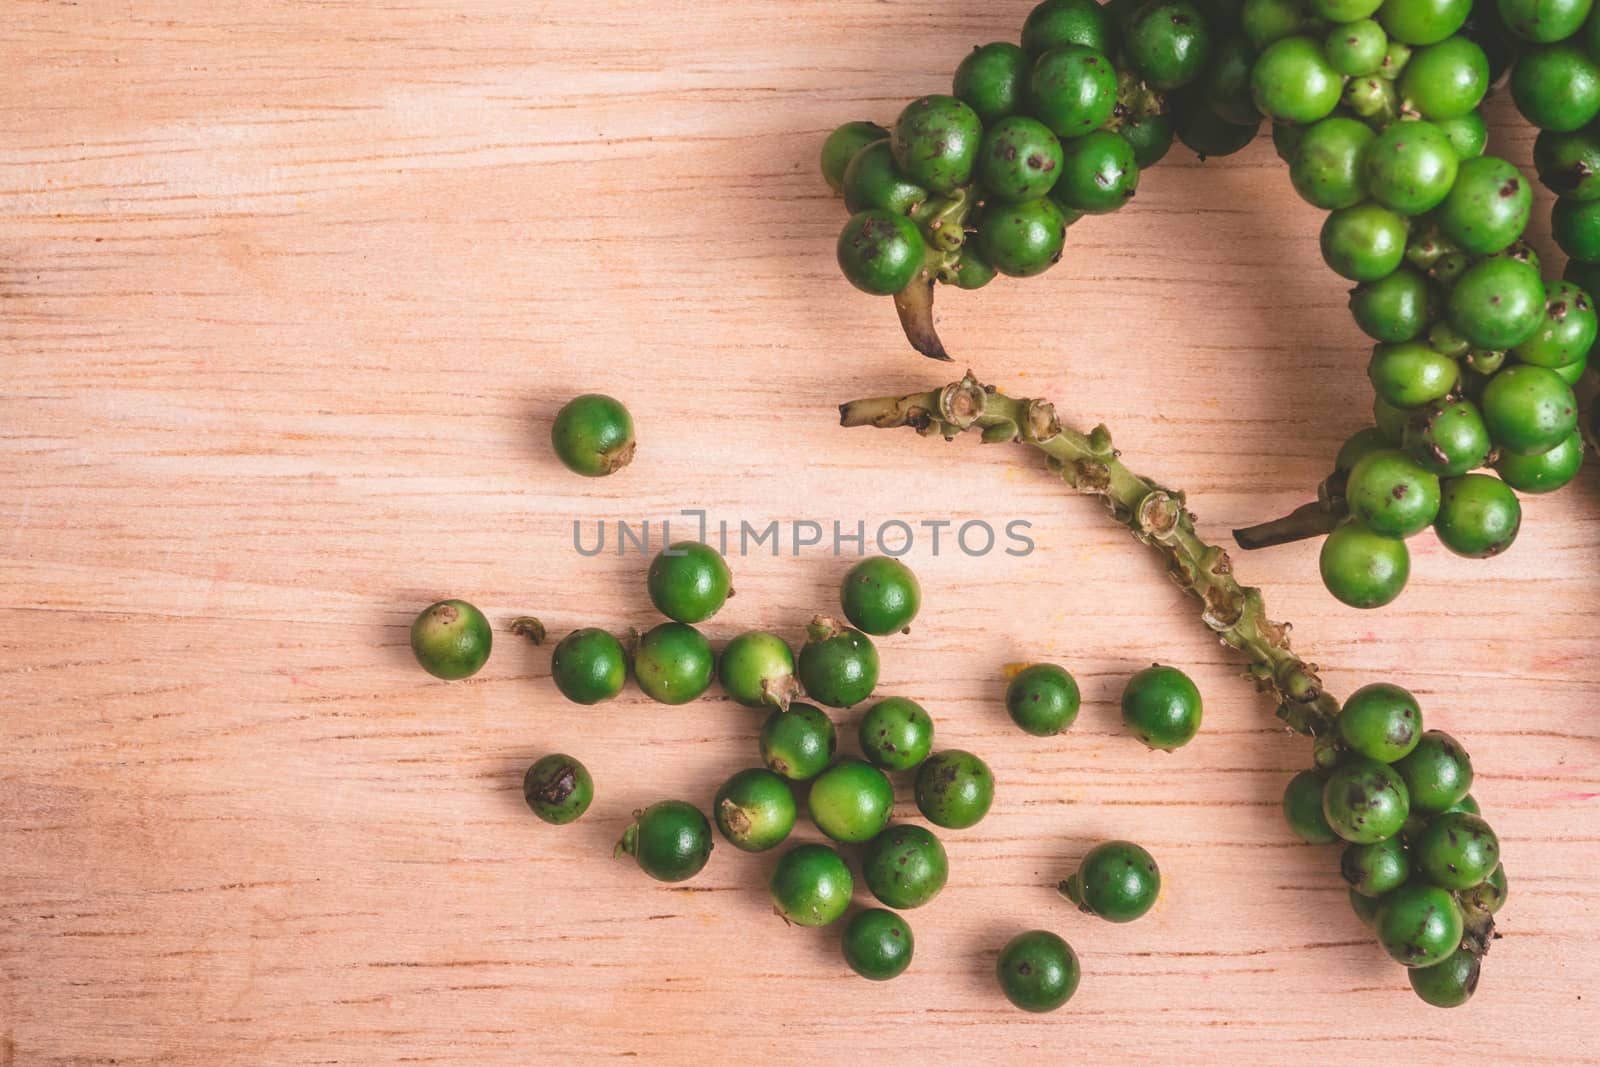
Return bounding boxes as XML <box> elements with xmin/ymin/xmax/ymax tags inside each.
<box><xmin>4</xmin><ymin>2</ymin><xmax>1598</xmax><ymax>1063</ymax></box>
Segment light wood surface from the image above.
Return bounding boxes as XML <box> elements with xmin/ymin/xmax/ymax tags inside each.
<box><xmin>4</xmin><ymin>3</ymin><xmax>1599</xmax><ymax>1063</ymax></box>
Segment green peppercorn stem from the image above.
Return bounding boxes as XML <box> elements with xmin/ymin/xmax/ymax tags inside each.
<box><xmin>839</xmin><ymin>370</ymin><xmax>1503</xmax><ymax>999</ymax></box>
<box><xmin>840</xmin><ymin>372</ymin><xmax>1339</xmax><ymax>733</ymax></box>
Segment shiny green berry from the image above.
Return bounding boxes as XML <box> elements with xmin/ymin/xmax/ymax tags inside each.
<box><xmin>1364</xmin><ymin>120</ymin><xmax>1459</xmax><ymax>215</ymax></box>
<box><xmin>1534</xmin><ymin>126</ymin><xmax>1600</xmax><ymax>198</ymax></box>
<box><xmin>891</xmin><ymin>95</ymin><xmax>983</xmax><ymax>194</ymax></box>
<box><xmin>719</xmin><ymin>630</ymin><xmax>799</xmax><ymax>710</ymax></box>
<box><xmin>551</xmin><ymin>627</ymin><xmax>628</xmax><ymax>704</ymax></box>
<box><xmin>1339</xmin><ymin>682</ymin><xmax>1423</xmax><ymax>762</ymax></box>
<box><xmin>1120</xmin><ymin>663</ymin><xmax>1203</xmax><ymax>750</ymax></box>
<box><xmin>713</xmin><ymin>768</ymin><xmax>796</xmax><ymax>852</ymax></box>
<box><xmin>1448</xmin><ymin>257</ymin><xmax>1547</xmax><ymax>350</ymax></box>
<box><xmin>915</xmin><ymin>749</ymin><xmax>995</xmax><ymax>829</ymax></box>
<box><xmin>1005</xmin><ymin>663</ymin><xmax>1082</xmax><ymax>736</ymax></box>
<box><xmin>523</xmin><ymin>754</ymin><xmax>594</xmax><ymax>825</ymax></box>
<box><xmin>954</xmin><ymin>42</ymin><xmax>1029</xmax><ymax>122</ymax></box>
<box><xmin>1495</xmin><ymin>429</ymin><xmax>1585</xmax><ymax>491</ymax></box>
<box><xmin>842</xmin><ymin>908</ymin><xmax>914</xmax><ymax>980</ymax></box>
<box><xmin>1126</xmin><ymin>0</ymin><xmax>1214</xmax><ymax>89</ymax></box>
<box><xmin>1409</xmin><ymin>947</ymin><xmax>1481</xmax><ymax>1007</ymax></box>
<box><xmin>1415</xmin><ymin>811</ymin><xmax>1500</xmax><ymax>888</ymax></box>
<box><xmin>616</xmin><ymin>800</ymin><xmax>713</xmax><ymax>883</ymax></box>
<box><xmin>808</xmin><ymin>758</ymin><xmax>894</xmax><ymax>843</ymax></box>
<box><xmin>551</xmin><ymin>394</ymin><xmax>636</xmax><ymax>477</ymax></box>
<box><xmin>842</xmin><ymin>140</ymin><xmax>928</xmax><ymax>216</ymax></box>
<box><xmin>1323</xmin><ymin>757</ymin><xmax>1411</xmax><ymax>843</ymax></box>
<box><xmin>840</xmin><ymin>555</ymin><xmax>921</xmax><ymax>635</ymax></box>
<box><xmin>1378</xmin><ymin>0</ymin><xmax>1471</xmax><ymax>44</ymax></box>
<box><xmin>1320</xmin><ymin>520</ymin><xmax>1410</xmax><ymax>607</ymax></box>
<box><xmin>1325</xmin><ymin>19</ymin><xmax>1389</xmax><ymax>75</ymax></box>
<box><xmin>1481</xmin><ymin>363</ymin><xmax>1579</xmax><ymax>455</ymax></box>
<box><xmin>837</xmin><ymin>210</ymin><xmax>926</xmax><ymax>296</ymax></box>
<box><xmin>1284</xmin><ymin>769</ymin><xmax>1340</xmax><ymax>843</ymax></box>
<box><xmin>1436</xmin><ymin>156</ymin><xmax>1531</xmax><ymax>255</ymax></box>
<box><xmin>1434</xmin><ymin>473</ymin><xmax>1522</xmax><ymax>557</ymax></box>
<box><xmin>632</xmin><ymin>622</ymin><xmax>714</xmax><ymax>704</ymax></box>
<box><xmin>975</xmin><ymin>196</ymin><xmax>1068</xmax><ymax>277</ymax></box>
<box><xmin>1341</xmin><ymin>835</ymin><xmax>1410</xmax><ymax>896</ymax></box>
<box><xmin>1055</xmin><ymin>130</ymin><xmax>1140</xmax><ymax>214</ymax></box>
<box><xmin>411</xmin><ymin>599</ymin><xmax>492</xmax><ymax>680</ymax></box>
<box><xmin>1350</xmin><ymin>267</ymin><xmax>1434</xmax><ymax>342</ymax></box>
<box><xmin>1376</xmin><ymin>883</ymin><xmax>1463</xmax><ymax>967</ymax></box>
<box><xmin>798</xmin><ymin>616</ymin><xmax>879</xmax><ymax>708</ymax></box>
<box><xmin>1292</xmin><ymin>116</ymin><xmax>1376</xmax><ymax>209</ymax></box>
<box><xmin>770</xmin><ymin>843</ymin><xmax>853</xmax><ymax>926</ymax></box>
<box><xmin>1321</xmin><ymin>202</ymin><xmax>1408</xmax><ymax>281</ymax></box>
<box><xmin>822</xmin><ymin>121</ymin><xmax>891</xmax><ymax>193</ymax></box>
<box><xmin>1058</xmin><ymin>840</ymin><xmax>1161</xmax><ymax>922</ymax></box>
<box><xmin>760</xmin><ymin>703</ymin><xmax>838</xmax><ymax>781</ymax></box>
<box><xmin>1345</xmin><ymin>448</ymin><xmax>1440</xmax><ymax>537</ymax></box>
<box><xmin>1402</xmin><ymin>399</ymin><xmax>1491</xmax><ymax>476</ymax></box>
<box><xmin>1395</xmin><ymin>730</ymin><xmax>1474</xmax><ymax>812</ymax></box>
<box><xmin>977</xmin><ymin>116</ymin><xmax>1064</xmax><ymax>202</ymax></box>
<box><xmin>996</xmin><ymin>930</ymin><xmax>1081</xmax><ymax>1012</ymax></box>
<box><xmin>1510</xmin><ymin>43</ymin><xmax>1600</xmax><ymax>131</ymax></box>
<box><xmin>1368</xmin><ymin>341</ymin><xmax>1459</xmax><ymax>408</ymax></box>
<box><xmin>1399</xmin><ymin>37</ymin><xmax>1488</xmax><ymax>120</ymax></box>
<box><xmin>863</xmin><ymin>824</ymin><xmax>949</xmax><ymax>908</ymax></box>
<box><xmin>1498</xmin><ymin>0</ymin><xmax>1593</xmax><ymax>40</ymax></box>
<box><xmin>858</xmin><ymin>696</ymin><xmax>935</xmax><ymax>771</ymax></box>
<box><xmin>1512</xmin><ymin>281</ymin><xmax>1597</xmax><ymax>367</ymax></box>
<box><xmin>1252</xmin><ymin>35</ymin><xmax>1345</xmax><ymax>122</ymax></box>
<box><xmin>1023</xmin><ymin>0</ymin><xmax>1114</xmax><ymax>54</ymax></box>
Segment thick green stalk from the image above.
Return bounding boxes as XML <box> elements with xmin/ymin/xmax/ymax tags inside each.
<box><xmin>839</xmin><ymin>372</ymin><xmax>1340</xmax><ymax>735</ymax></box>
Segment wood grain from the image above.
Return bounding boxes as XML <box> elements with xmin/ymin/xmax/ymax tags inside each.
<box><xmin>3</xmin><ymin>2</ymin><xmax>1598</xmax><ymax>1063</ymax></box>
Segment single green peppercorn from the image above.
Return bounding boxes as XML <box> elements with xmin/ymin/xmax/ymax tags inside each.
<box><xmin>1338</xmin><ymin>682</ymin><xmax>1423</xmax><ymax>762</ymax></box>
<box><xmin>411</xmin><ymin>599</ymin><xmax>492</xmax><ymax>680</ymax></box>
<box><xmin>1120</xmin><ymin>663</ymin><xmax>1204</xmax><ymax>750</ymax></box>
<box><xmin>1058</xmin><ymin>840</ymin><xmax>1161</xmax><ymax>921</ymax></box>
<box><xmin>858</xmin><ymin>696</ymin><xmax>935</xmax><ymax>771</ymax></box>
<box><xmin>915</xmin><ymin>749</ymin><xmax>995</xmax><ymax>829</ymax></box>
<box><xmin>616</xmin><ymin>800</ymin><xmax>713</xmax><ymax>883</ymax></box>
<box><xmin>839</xmin><ymin>555</ymin><xmax>921</xmax><ymax>635</ymax></box>
<box><xmin>760</xmin><ymin>703</ymin><xmax>838</xmax><ymax>781</ymax></box>
<box><xmin>1284</xmin><ymin>769</ymin><xmax>1340</xmax><ymax>843</ymax></box>
<box><xmin>523</xmin><ymin>754</ymin><xmax>594</xmax><ymax>825</ymax></box>
<box><xmin>863</xmin><ymin>824</ymin><xmax>950</xmax><ymax>909</ymax></box>
<box><xmin>1395</xmin><ymin>730</ymin><xmax>1474</xmax><ymax>812</ymax></box>
<box><xmin>842</xmin><ymin>908</ymin><xmax>915</xmax><ymax>980</ymax></box>
<box><xmin>551</xmin><ymin>627</ymin><xmax>628</xmax><ymax>704</ymax></box>
<box><xmin>713</xmin><ymin>768</ymin><xmax>797</xmax><ymax>852</ymax></box>
<box><xmin>996</xmin><ymin>930</ymin><xmax>1081</xmax><ymax>1012</ymax></box>
<box><xmin>770</xmin><ymin>843</ymin><xmax>853</xmax><ymax>926</ymax></box>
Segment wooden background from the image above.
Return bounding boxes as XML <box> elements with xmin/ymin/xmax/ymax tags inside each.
<box><xmin>4</xmin><ymin>2</ymin><xmax>1598</xmax><ymax>1063</ymax></box>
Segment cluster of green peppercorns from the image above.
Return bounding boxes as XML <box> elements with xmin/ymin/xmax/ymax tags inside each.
<box><xmin>824</xmin><ymin>0</ymin><xmax>1595</xmax><ymax>611</ymax></box>
<box><xmin>410</xmin><ymin>394</ymin><xmax>1205</xmax><ymax>1006</ymax></box>
<box><xmin>1281</xmin><ymin>681</ymin><xmax>1505</xmax><ymax>1006</ymax></box>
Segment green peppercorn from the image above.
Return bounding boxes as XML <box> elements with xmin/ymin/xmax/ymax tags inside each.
<box><xmin>1005</xmin><ymin>663</ymin><xmax>1082</xmax><ymax>736</ymax></box>
<box><xmin>808</xmin><ymin>758</ymin><xmax>895</xmax><ymax>843</ymax></box>
<box><xmin>1395</xmin><ymin>730</ymin><xmax>1474</xmax><ymax>812</ymax></box>
<box><xmin>719</xmin><ymin>630</ymin><xmax>799</xmax><ymax>710</ymax></box>
<box><xmin>633</xmin><ymin>622</ymin><xmax>714</xmax><ymax>704</ymax></box>
<box><xmin>410</xmin><ymin>599</ymin><xmax>492</xmax><ymax>680</ymax></box>
<box><xmin>770</xmin><ymin>843</ymin><xmax>853</xmax><ymax>926</ymax></box>
<box><xmin>891</xmin><ymin>95</ymin><xmax>983</xmax><ymax>194</ymax></box>
<box><xmin>550</xmin><ymin>394</ymin><xmax>636</xmax><ymax>477</ymax></box>
<box><xmin>760</xmin><ymin>702</ymin><xmax>838</xmax><ymax>781</ymax></box>
<box><xmin>1434</xmin><ymin>473</ymin><xmax>1522</xmax><ymax>558</ymax></box>
<box><xmin>915</xmin><ymin>749</ymin><xmax>995</xmax><ymax>829</ymax></box>
<box><xmin>822</xmin><ymin>121</ymin><xmax>891</xmax><ymax>193</ymax></box>
<box><xmin>798</xmin><ymin>616</ymin><xmax>880</xmax><ymax>708</ymax></box>
<box><xmin>842</xmin><ymin>908</ymin><xmax>915</xmax><ymax>980</ymax></box>
<box><xmin>858</xmin><ymin>696</ymin><xmax>935</xmax><ymax>771</ymax></box>
<box><xmin>1414</xmin><ymin>811</ymin><xmax>1500</xmax><ymax>888</ymax></box>
<box><xmin>1345</xmin><ymin>448</ymin><xmax>1441</xmax><ymax>537</ymax></box>
<box><xmin>1409</xmin><ymin>946</ymin><xmax>1481</xmax><ymax>1007</ymax></box>
<box><xmin>863</xmin><ymin>823</ymin><xmax>950</xmax><ymax>908</ymax></box>
<box><xmin>713</xmin><ymin>768</ymin><xmax>797</xmax><ymax>852</ymax></box>
<box><xmin>1284</xmin><ymin>769</ymin><xmax>1340</xmax><ymax>843</ymax></box>
<box><xmin>616</xmin><ymin>800</ymin><xmax>713</xmax><ymax>883</ymax></box>
<box><xmin>551</xmin><ymin>627</ymin><xmax>628</xmax><ymax>704</ymax></box>
<box><xmin>839</xmin><ymin>555</ymin><xmax>921</xmax><ymax>635</ymax></box>
<box><xmin>1402</xmin><ymin>399</ymin><xmax>1491</xmax><ymax>477</ymax></box>
<box><xmin>1495</xmin><ymin>429</ymin><xmax>1585</xmax><ymax>492</ymax></box>
<box><xmin>996</xmin><ymin>930</ymin><xmax>1081</xmax><ymax>1012</ymax></box>
<box><xmin>1481</xmin><ymin>363</ymin><xmax>1579</xmax><ymax>455</ymax></box>
<box><xmin>1341</xmin><ymin>835</ymin><xmax>1410</xmax><ymax>896</ymax></box>
<box><xmin>837</xmin><ymin>210</ymin><xmax>927</xmax><ymax>296</ymax></box>
<box><xmin>1338</xmin><ymin>682</ymin><xmax>1423</xmax><ymax>762</ymax></box>
<box><xmin>1027</xmin><ymin>45</ymin><xmax>1119</xmax><ymax>137</ymax></box>
<box><xmin>1376</xmin><ymin>883</ymin><xmax>1463</xmax><ymax>967</ymax></box>
<box><xmin>1120</xmin><ymin>663</ymin><xmax>1203</xmax><ymax>750</ymax></box>
<box><xmin>1126</xmin><ymin>0</ymin><xmax>1214</xmax><ymax>89</ymax></box>
<box><xmin>1323</xmin><ymin>757</ymin><xmax>1411</xmax><ymax>843</ymax></box>
<box><xmin>1059</xmin><ymin>840</ymin><xmax>1161</xmax><ymax>921</ymax></box>
<box><xmin>522</xmin><ymin>754</ymin><xmax>594</xmax><ymax>825</ymax></box>
<box><xmin>1320</xmin><ymin>519</ymin><xmax>1410</xmax><ymax>607</ymax></box>
<box><xmin>954</xmin><ymin>43</ymin><xmax>1029</xmax><ymax>122</ymax></box>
